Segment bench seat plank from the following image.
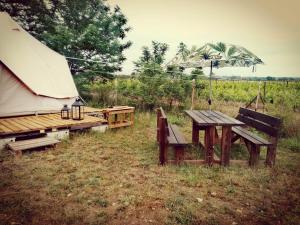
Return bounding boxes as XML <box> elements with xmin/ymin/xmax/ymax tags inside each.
<box><xmin>8</xmin><ymin>137</ymin><xmax>60</xmax><ymax>152</ymax></box>
<box><xmin>168</xmin><ymin>124</ymin><xmax>188</xmax><ymax>146</ymax></box>
<box><xmin>167</xmin><ymin>125</ymin><xmax>178</xmax><ymax>145</ymax></box>
<box><xmin>232</xmin><ymin>126</ymin><xmax>272</xmax><ymax>146</ymax></box>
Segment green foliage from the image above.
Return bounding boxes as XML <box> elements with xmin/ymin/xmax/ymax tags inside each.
<box><xmin>0</xmin><ymin>0</ymin><xmax>132</xmax><ymax>80</ymax></box>
<box><xmin>190</xmin><ymin>68</ymin><xmax>205</xmax><ymax>80</ymax></box>
<box><xmin>89</xmin><ymin>81</ymin><xmax>115</xmax><ymax>107</ymax></box>
<box><xmin>280</xmin><ymin>135</ymin><xmax>300</xmax><ymax>152</ymax></box>
<box><xmin>134</xmin><ymin>41</ymin><xmax>168</xmax><ymax>75</ymax></box>
<box><xmin>84</xmin><ymin>78</ymin><xmax>299</xmax><ymax>139</ymax></box>
<box><xmin>138</xmin><ymin>74</ymin><xmax>166</xmax><ymax>109</ymax></box>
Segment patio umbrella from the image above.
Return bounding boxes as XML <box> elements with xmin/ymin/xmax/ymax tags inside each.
<box><xmin>167</xmin><ymin>42</ymin><xmax>264</xmax><ymax>110</ymax></box>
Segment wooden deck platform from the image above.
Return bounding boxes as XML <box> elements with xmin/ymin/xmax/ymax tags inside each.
<box><xmin>0</xmin><ymin>106</ymin><xmax>134</xmax><ymax>137</ymax></box>
<box><xmin>0</xmin><ymin>113</ymin><xmax>107</xmax><ymax>137</ymax></box>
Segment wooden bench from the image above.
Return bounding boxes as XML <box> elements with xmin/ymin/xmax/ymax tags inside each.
<box><xmin>7</xmin><ymin>136</ymin><xmax>60</xmax><ymax>157</ymax></box>
<box><xmin>232</xmin><ymin>107</ymin><xmax>282</xmax><ymax>167</ymax></box>
<box><xmin>157</xmin><ymin>107</ymin><xmax>188</xmax><ymax>165</ymax></box>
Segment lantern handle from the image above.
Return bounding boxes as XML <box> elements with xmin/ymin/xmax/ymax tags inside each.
<box><xmin>78</xmin><ymin>96</ymin><xmax>87</xmax><ymax>105</ymax></box>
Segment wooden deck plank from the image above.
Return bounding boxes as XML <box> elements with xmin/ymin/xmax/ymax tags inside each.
<box><xmin>35</xmin><ymin>117</ymin><xmax>63</xmax><ymax>127</ymax></box>
<box><xmin>0</xmin><ymin>123</ymin><xmax>14</xmax><ymax>133</ymax></box>
<box><xmin>40</xmin><ymin>114</ymin><xmax>67</xmax><ymax>126</ymax></box>
<box><xmin>0</xmin><ymin>110</ymin><xmax>107</xmax><ymax>136</ymax></box>
<box><xmin>10</xmin><ymin>117</ymin><xmax>40</xmax><ymax>130</ymax></box>
<box><xmin>0</xmin><ymin>120</ymin><xmax>27</xmax><ymax>132</ymax></box>
<box><xmin>22</xmin><ymin>116</ymin><xmax>51</xmax><ymax>128</ymax></box>
<box><xmin>3</xmin><ymin>119</ymin><xmax>28</xmax><ymax>131</ymax></box>
<box><xmin>19</xmin><ymin>117</ymin><xmax>46</xmax><ymax>129</ymax></box>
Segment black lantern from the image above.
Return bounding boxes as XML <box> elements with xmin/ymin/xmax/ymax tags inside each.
<box><xmin>71</xmin><ymin>98</ymin><xmax>85</xmax><ymax>120</ymax></box>
<box><xmin>61</xmin><ymin>104</ymin><xmax>70</xmax><ymax>119</ymax></box>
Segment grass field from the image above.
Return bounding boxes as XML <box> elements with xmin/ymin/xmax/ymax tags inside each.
<box><xmin>0</xmin><ymin>106</ymin><xmax>299</xmax><ymax>225</ymax></box>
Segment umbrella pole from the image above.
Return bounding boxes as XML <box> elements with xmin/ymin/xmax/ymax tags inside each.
<box><xmin>209</xmin><ymin>61</ymin><xmax>213</xmax><ymax>111</ymax></box>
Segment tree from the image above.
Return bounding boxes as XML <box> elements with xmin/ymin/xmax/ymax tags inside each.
<box><xmin>134</xmin><ymin>41</ymin><xmax>168</xmax><ymax>76</ymax></box>
<box><xmin>177</xmin><ymin>42</ymin><xmax>190</xmax><ymax>61</ymax></box>
<box><xmin>0</xmin><ymin>0</ymin><xmax>132</xmax><ymax>80</ymax></box>
<box><xmin>190</xmin><ymin>68</ymin><xmax>205</xmax><ymax>80</ymax></box>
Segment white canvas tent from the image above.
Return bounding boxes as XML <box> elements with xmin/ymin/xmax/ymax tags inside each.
<box><xmin>0</xmin><ymin>12</ymin><xmax>79</xmax><ymax>117</ymax></box>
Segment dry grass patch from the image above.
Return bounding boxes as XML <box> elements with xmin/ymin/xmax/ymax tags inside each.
<box><xmin>0</xmin><ymin>111</ymin><xmax>299</xmax><ymax>225</ymax></box>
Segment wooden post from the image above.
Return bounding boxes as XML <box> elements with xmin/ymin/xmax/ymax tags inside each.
<box><xmin>265</xmin><ymin>136</ymin><xmax>278</xmax><ymax>167</ymax></box>
<box><xmin>263</xmin><ymin>81</ymin><xmax>266</xmax><ymax>101</ymax></box>
<box><xmin>175</xmin><ymin>146</ymin><xmax>184</xmax><ymax>165</ymax></box>
<box><xmin>156</xmin><ymin>109</ymin><xmax>162</xmax><ymax>142</ymax></box>
<box><xmin>221</xmin><ymin>126</ymin><xmax>232</xmax><ymax>166</ymax></box>
<box><xmin>191</xmin><ymin>79</ymin><xmax>195</xmax><ymax>110</ymax></box>
<box><xmin>205</xmin><ymin>126</ymin><xmax>215</xmax><ymax>166</ymax></box>
<box><xmin>159</xmin><ymin>117</ymin><xmax>167</xmax><ymax>165</ymax></box>
<box><xmin>255</xmin><ymin>82</ymin><xmax>261</xmax><ymax>111</ymax></box>
<box><xmin>192</xmin><ymin>120</ymin><xmax>199</xmax><ymax>145</ymax></box>
<box><xmin>115</xmin><ymin>78</ymin><xmax>118</xmax><ymax>105</ymax></box>
<box><xmin>209</xmin><ymin>61</ymin><xmax>213</xmax><ymax>111</ymax></box>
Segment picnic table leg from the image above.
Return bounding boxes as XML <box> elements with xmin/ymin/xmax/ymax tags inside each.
<box><xmin>175</xmin><ymin>146</ymin><xmax>184</xmax><ymax>165</ymax></box>
<box><xmin>192</xmin><ymin>120</ymin><xmax>199</xmax><ymax>145</ymax></box>
<box><xmin>204</xmin><ymin>126</ymin><xmax>215</xmax><ymax>166</ymax></box>
<box><xmin>221</xmin><ymin>126</ymin><xmax>232</xmax><ymax>166</ymax></box>
<box><xmin>213</xmin><ymin>127</ymin><xmax>220</xmax><ymax>145</ymax></box>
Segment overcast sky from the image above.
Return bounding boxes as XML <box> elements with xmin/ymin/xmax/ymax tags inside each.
<box><xmin>108</xmin><ymin>0</ymin><xmax>300</xmax><ymax>77</ymax></box>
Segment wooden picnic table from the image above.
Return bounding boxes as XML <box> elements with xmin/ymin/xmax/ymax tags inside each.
<box><xmin>185</xmin><ymin>110</ymin><xmax>244</xmax><ymax>166</ymax></box>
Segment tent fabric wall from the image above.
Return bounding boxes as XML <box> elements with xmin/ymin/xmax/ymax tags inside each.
<box><xmin>0</xmin><ymin>12</ymin><xmax>78</xmax><ymax>99</ymax></box>
<box><xmin>0</xmin><ymin>12</ymin><xmax>80</xmax><ymax>118</ymax></box>
<box><xmin>0</xmin><ymin>64</ymin><xmax>76</xmax><ymax>117</ymax></box>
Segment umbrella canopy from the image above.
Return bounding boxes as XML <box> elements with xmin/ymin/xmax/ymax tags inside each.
<box><xmin>168</xmin><ymin>42</ymin><xmax>263</xmax><ymax>69</ymax></box>
<box><xmin>167</xmin><ymin>42</ymin><xmax>264</xmax><ymax>109</ymax></box>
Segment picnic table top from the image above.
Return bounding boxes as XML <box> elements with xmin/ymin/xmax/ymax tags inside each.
<box><xmin>185</xmin><ymin>110</ymin><xmax>245</xmax><ymax>126</ymax></box>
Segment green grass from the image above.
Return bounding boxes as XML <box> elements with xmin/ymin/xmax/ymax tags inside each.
<box><xmin>280</xmin><ymin>135</ymin><xmax>300</xmax><ymax>152</ymax></box>
<box><xmin>0</xmin><ymin>110</ymin><xmax>299</xmax><ymax>225</ymax></box>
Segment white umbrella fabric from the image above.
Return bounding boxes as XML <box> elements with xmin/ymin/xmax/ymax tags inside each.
<box><xmin>167</xmin><ymin>42</ymin><xmax>264</xmax><ymax>109</ymax></box>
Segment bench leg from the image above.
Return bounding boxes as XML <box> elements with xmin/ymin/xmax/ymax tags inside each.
<box><xmin>221</xmin><ymin>126</ymin><xmax>232</xmax><ymax>166</ymax></box>
<box><xmin>159</xmin><ymin>142</ymin><xmax>168</xmax><ymax>165</ymax></box>
<box><xmin>205</xmin><ymin>126</ymin><xmax>215</xmax><ymax>166</ymax></box>
<box><xmin>159</xmin><ymin>118</ymin><xmax>168</xmax><ymax>165</ymax></box>
<box><xmin>175</xmin><ymin>146</ymin><xmax>184</xmax><ymax>165</ymax></box>
<box><xmin>14</xmin><ymin>150</ymin><xmax>22</xmax><ymax>158</ymax></box>
<box><xmin>249</xmin><ymin>144</ymin><xmax>260</xmax><ymax>167</ymax></box>
<box><xmin>265</xmin><ymin>136</ymin><xmax>278</xmax><ymax>167</ymax></box>
<box><xmin>192</xmin><ymin>121</ymin><xmax>199</xmax><ymax>145</ymax></box>
<box><xmin>266</xmin><ymin>145</ymin><xmax>277</xmax><ymax>167</ymax></box>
